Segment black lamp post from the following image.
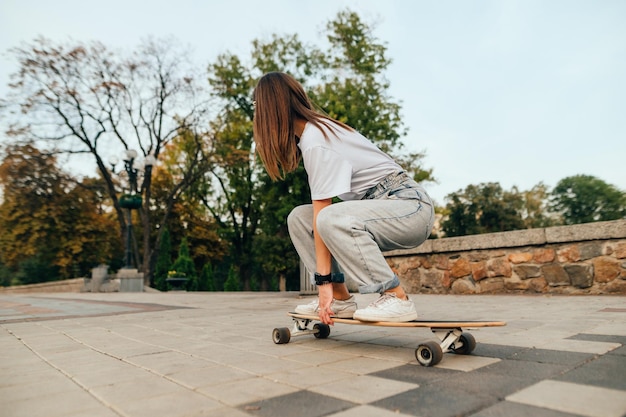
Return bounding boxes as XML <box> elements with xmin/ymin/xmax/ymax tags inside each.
<box><xmin>109</xmin><ymin>150</ymin><xmax>155</xmax><ymax>269</ymax></box>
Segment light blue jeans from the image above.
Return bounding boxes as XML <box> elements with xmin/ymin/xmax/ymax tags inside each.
<box><xmin>287</xmin><ymin>172</ymin><xmax>435</xmax><ymax>294</ymax></box>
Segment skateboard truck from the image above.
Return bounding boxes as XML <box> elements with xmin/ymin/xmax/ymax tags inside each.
<box><xmin>272</xmin><ymin>317</ymin><xmax>330</xmax><ymax>344</ymax></box>
<box><xmin>415</xmin><ymin>327</ymin><xmax>476</xmax><ymax>366</ymax></box>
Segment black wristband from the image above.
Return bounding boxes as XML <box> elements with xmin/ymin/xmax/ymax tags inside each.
<box><xmin>314</xmin><ymin>272</ymin><xmax>332</xmax><ymax>286</ymax></box>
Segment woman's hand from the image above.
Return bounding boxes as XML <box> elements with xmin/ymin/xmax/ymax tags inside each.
<box><xmin>317</xmin><ymin>284</ymin><xmax>335</xmax><ymax>325</ymax></box>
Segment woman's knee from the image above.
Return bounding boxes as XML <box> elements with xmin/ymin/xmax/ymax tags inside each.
<box><xmin>287</xmin><ymin>204</ymin><xmax>312</xmax><ymax>231</ymax></box>
<box><xmin>316</xmin><ymin>206</ymin><xmax>352</xmax><ymax>240</ymax></box>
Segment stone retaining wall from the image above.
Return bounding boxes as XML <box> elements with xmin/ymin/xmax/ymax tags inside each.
<box><xmin>0</xmin><ymin>278</ymin><xmax>84</xmax><ymax>294</ymax></box>
<box><xmin>385</xmin><ymin>219</ymin><xmax>626</xmax><ymax>295</ymax></box>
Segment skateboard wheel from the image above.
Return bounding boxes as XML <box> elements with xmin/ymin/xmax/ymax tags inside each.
<box><xmin>313</xmin><ymin>323</ymin><xmax>331</xmax><ymax>339</ymax></box>
<box><xmin>272</xmin><ymin>327</ymin><xmax>291</xmax><ymax>344</ymax></box>
<box><xmin>452</xmin><ymin>332</ymin><xmax>476</xmax><ymax>355</ymax></box>
<box><xmin>415</xmin><ymin>341</ymin><xmax>443</xmax><ymax>367</ymax></box>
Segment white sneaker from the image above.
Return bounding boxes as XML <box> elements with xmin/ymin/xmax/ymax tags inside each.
<box><xmin>353</xmin><ymin>293</ymin><xmax>418</xmax><ymax>322</ymax></box>
<box><xmin>294</xmin><ymin>295</ymin><xmax>357</xmax><ymax>318</ymax></box>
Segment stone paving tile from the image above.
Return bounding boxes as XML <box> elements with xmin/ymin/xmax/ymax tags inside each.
<box><xmin>609</xmin><ymin>344</ymin><xmax>626</xmax><ymax>356</ymax></box>
<box><xmin>267</xmin><ymin>364</ymin><xmax>355</xmax><ymax>389</ymax></box>
<box><xmin>372</xmin><ymin>385</ymin><xmax>495</xmax><ymax>417</ymax></box>
<box><xmin>308</xmin><ymin>374</ymin><xmax>418</xmax><ymax>404</ymax></box>
<box><xmin>325</xmin><ymin>339</ymin><xmax>408</xmax><ymax>359</ymax></box>
<box><xmin>326</xmin><ymin>404</ymin><xmax>415</xmax><ymax>417</ymax></box>
<box><xmin>471</xmin><ymin>342</ymin><xmax>530</xmax><ymax>360</ymax></box>
<box><xmin>555</xmin><ymin>354</ymin><xmax>626</xmax><ymax>390</ymax></box>
<box><xmin>364</xmin><ymin>345</ymin><xmax>422</xmax><ymax>363</ymax></box>
<box><xmin>114</xmin><ymin>391</ymin><xmax>223</xmax><ymax>417</ymax></box>
<box><xmin>93</xmin><ymin>376</ymin><xmax>191</xmax><ymax>404</ymax></box>
<box><xmin>0</xmin><ymin>296</ymin><xmax>185</xmax><ymax>323</ymax></box>
<box><xmin>473</xmin><ymin>357</ymin><xmax>571</xmax><ymax>380</ymax></box>
<box><xmin>431</xmin><ymin>368</ymin><xmax>541</xmax><ymax>401</ymax></box>
<box><xmin>536</xmin><ymin>338</ymin><xmax>621</xmax><ymax>355</ymax></box>
<box><xmin>587</xmin><ymin>322</ymin><xmax>626</xmax><ymax>337</ymax></box>
<box><xmin>434</xmin><ymin>354</ymin><xmax>500</xmax><ymax>371</ymax></box>
<box><xmin>318</xmin><ymin>354</ymin><xmax>409</xmax><ymax>375</ymax></box>
<box><xmin>197</xmin><ymin>407</ymin><xmax>256</xmax><ymax>417</ymax></box>
<box><xmin>280</xmin><ymin>348</ymin><xmax>356</xmax><ymax>366</ymax></box>
<box><xmin>168</xmin><ymin>364</ymin><xmax>254</xmax><ymax>388</ymax></box>
<box><xmin>3</xmin><ymin>386</ymin><xmax>107</xmax><ymax>417</ymax></box>
<box><xmin>0</xmin><ymin>373</ymin><xmax>80</xmax><ymax>401</ymax></box>
<box><xmin>506</xmin><ymin>380</ymin><xmax>626</xmax><ymax>417</ymax></box>
<box><xmin>196</xmin><ymin>376</ymin><xmax>299</xmax><ymax>406</ymax></box>
<box><xmin>509</xmin><ymin>347</ymin><xmax>596</xmax><ymax>365</ymax></box>
<box><xmin>66</xmin><ymin>360</ymin><xmax>152</xmax><ymax>387</ymax></box>
<box><xmin>228</xmin><ymin>353</ymin><xmax>308</xmax><ymax>375</ymax></box>
<box><xmin>65</xmin><ymin>406</ymin><xmax>122</xmax><ymax>417</ymax></box>
<box><xmin>468</xmin><ymin>401</ymin><xmax>583</xmax><ymax>417</ymax></box>
<box><xmin>126</xmin><ymin>350</ymin><xmax>217</xmax><ymax>375</ymax></box>
<box><xmin>371</xmin><ymin>363</ymin><xmax>461</xmax><ymax>385</ymax></box>
<box><xmin>567</xmin><ymin>333</ymin><xmax>626</xmax><ymax>345</ymax></box>
<box><xmin>240</xmin><ymin>390</ymin><xmax>356</xmax><ymax>417</ymax></box>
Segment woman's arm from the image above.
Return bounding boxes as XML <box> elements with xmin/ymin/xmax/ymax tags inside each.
<box><xmin>312</xmin><ymin>198</ymin><xmax>334</xmax><ymax>324</ymax></box>
<box><xmin>312</xmin><ymin>198</ymin><xmax>332</xmax><ymax>274</ymax></box>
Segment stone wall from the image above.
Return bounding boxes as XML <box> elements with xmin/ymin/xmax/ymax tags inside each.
<box><xmin>0</xmin><ymin>278</ymin><xmax>85</xmax><ymax>294</ymax></box>
<box><xmin>384</xmin><ymin>219</ymin><xmax>626</xmax><ymax>295</ymax></box>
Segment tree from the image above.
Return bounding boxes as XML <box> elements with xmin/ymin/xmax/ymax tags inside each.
<box><xmin>313</xmin><ymin>10</ymin><xmax>434</xmax><ymax>183</ymax></box>
<box><xmin>0</xmin><ymin>262</ymin><xmax>11</xmax><ymax>287</ymax></box>
<box><xmin>1</xmin><ymin>36</ymin><xmax>214</xmax><ymax>284</ymax></box>
<box><xmin>223</xmin><ymin>265</ymin><xmax>240</xmax><ymax>291</ymax></box>
<box><xmin>170</xmin><ymin>237</ymin><xmax>198</xmax><ymax>291</ymax></box>
<box><xmin>199</xmin><ymin>263</ymin><xmax>216</xmax><ymax>291</ymax></box>
<box><xmin>204</xmin><ymin>9</ymin><xmax>434</xmax><ymax>290</ymax></box>
<box><xmin>521</xmin><ymin>182</ymin><xmax>556</xmax><ymax>228</ymax></box>
<box><xmin>442</xmin><ymin>182</ymin><xmax>525</xmax><ymax>237</ymax></box>
<box><xmin>149</xmin><ymin>134</ymin><xmax>227</xmax><ymax>287</ymax></box>
<box><xmin>549</xmin><ymin>175</ymin><xmax>626</xmax><ymax>224</ymax></box>
<box><xmin>0</xmin><ymin>144</ymin><xmax>120</xmax><ymax>282</ymax></box>
<box><xmin>153</xmin><ymin>227</ymin><xmax>172</xmax><ymax>291</ymax></box>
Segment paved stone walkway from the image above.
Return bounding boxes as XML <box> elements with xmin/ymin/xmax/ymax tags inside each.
<box><xmin>1</xmin><ymin>292</ymin><xmax>625</xmax><ymax>417</ymax></box>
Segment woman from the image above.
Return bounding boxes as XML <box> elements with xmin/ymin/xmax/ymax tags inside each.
<box><xmin>253</xmin><ymin>72</ymin><xmax>434</xmax><ymax>325</ymax></box>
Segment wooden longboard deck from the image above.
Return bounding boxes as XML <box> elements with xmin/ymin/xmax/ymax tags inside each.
<box><xmin>288</xmin><ymin>312</ymin><xmax>506</xmax><ymax>328</ymax></box>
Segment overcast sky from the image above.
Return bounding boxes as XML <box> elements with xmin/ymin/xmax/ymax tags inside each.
<box><xmin>1</xmin><ymin>0</ymin><xmax>624</xmax><ymax>204</ymax></box>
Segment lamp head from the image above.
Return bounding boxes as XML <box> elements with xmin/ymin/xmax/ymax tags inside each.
<box><xmin>144</xmin><ymin>154</ymin><xmax>156</xmax><ymax>167</ymax></box>
<box><xmin>125</xmin><ymin>149</ymin><xmax>138</xmax><ymax>160</ymax></box>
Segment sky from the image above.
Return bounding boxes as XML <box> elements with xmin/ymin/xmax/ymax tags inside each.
<box><xmin>1</xmin><ymin>0</ymin><xmax>625</xmax><ymax>204</ymax></box>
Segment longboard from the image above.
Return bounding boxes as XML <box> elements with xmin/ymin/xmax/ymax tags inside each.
<box><xmin>272</xmin><ymin>312</ymin><xmax>506</xmax><ymax>367</ymax></box>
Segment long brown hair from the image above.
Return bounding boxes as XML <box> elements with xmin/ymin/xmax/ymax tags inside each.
<box><xmin>252</xmin><ymin>72</ymin><xmax>351</xmax><ymax>180</ymax></box>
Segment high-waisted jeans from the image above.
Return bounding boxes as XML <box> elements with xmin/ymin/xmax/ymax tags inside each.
<box><xmin>287</xmin><ymin>172</ymin><xmax>435</xmax><ymax>294</ymax></box>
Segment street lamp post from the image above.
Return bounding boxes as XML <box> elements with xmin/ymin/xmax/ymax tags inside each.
<box><xmin>109</xmin><ymin>149</ymin><xmax>155</xmax><ymax>271</ymax></box>
<box><xmin>123</xmin><ymin>149</ymin><xmax>137</xmax><ymax>269</ymax></box>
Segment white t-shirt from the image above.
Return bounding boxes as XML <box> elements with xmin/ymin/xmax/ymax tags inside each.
<box><xmin>298</xmin><ymin>121</ymin><xmax>402</xmax><ymax>201</ymax></box>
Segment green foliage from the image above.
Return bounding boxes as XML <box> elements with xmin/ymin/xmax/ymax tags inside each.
<box><xmin>14</xmin><ymin>255</ymin><xmax>60</xmax><ymax>285</ymax></box>
<box><xmin>310</xmin><ymin>10</ymin><xmax>434</xmax><ymax>184</ymax></box>
<box><xmin>549</xmin><ymin>175</ymin><xmax>626</xmax><ymax>224</ymax></box>
<box><xmin>223</xmin><ymin>265</ymin><xmax>240</xmax><ymax>291</ymax></box>
<box><xmin>154</xmin><ymin>228</ymin><xmax>172</xmax><ymax>291</ymax></box>
<box><xmin>170</xmin><ymin>237</ymin><xmax>198</xmax><ymax>291</ymax></box>
<box><xmin>521</xmin><ymin>183</ymin><xmax>556</xmax><ymax>228</ymax></box>
<box><xmin>198</xmin><ymin>263</ymin><xmax>216</xmax><ymax>291</ymax></box>
<box><xmin>442</xmin><ymin>183</ymin><xmax>525</xmax><ymax>237</ymax></box>
<box><xmin>253</xmin><ymin>166</ymin><xmax>309</xmax><ymax>290</ymax></box>
<box><xmin>0</xmin><ymin>144</ymin><xmax>120</xmax><ymax>283</ymax></box>
<box><xmin>0</xmin><ymin>261</ymin><xmax>10</xmax><ymax>287</ymax></box>
<box><xmin>441</xmin><ymin>177</ymin><xmax>625</xmax><ymax>237</ymax></box>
